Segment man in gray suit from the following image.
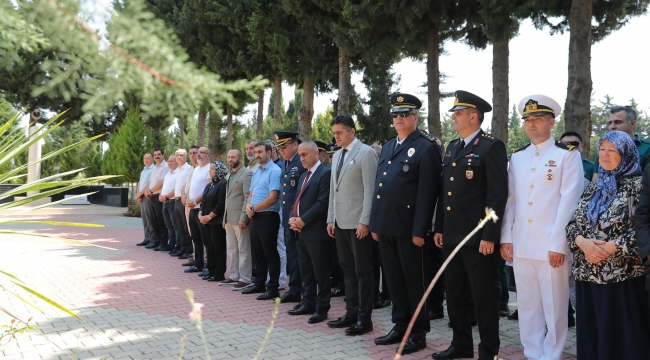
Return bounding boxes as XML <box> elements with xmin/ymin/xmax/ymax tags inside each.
<box><xmin>326</xmin><ymin>115</ymin><xmax>378</xmax><ymax>336</ymax></box>
<box><xmin>221</xmin><ymin>148</ymin><xmax>254</xmax><ymax>290</ymax></box>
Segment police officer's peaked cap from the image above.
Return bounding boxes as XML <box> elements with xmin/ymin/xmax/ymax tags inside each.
<box><xmin>314</xmin><ymin>141</ymin><xmax>327</xmax><ymax>152</ymax></box>
<box><xmin>273</xmin><ymin>131</ymin><xmax>301</xmax><ymax>146</ymax></box>
<box><xmin>448</xmin><ymin>90</ymin><xmax>492</xmax><ymax>113</ymax></box>
<box><xmin>518</xmin><ymin>95</ymin><xmax>562</xmax><ymax>119</ymax></box>
<box><xmin>325</xmin><ymin>143</ymin><xmax>338</xmax><ymax>155</ymax></box>
<box><xmin>390</xmin><ymin>93</ymin><xmax>422</xmax><ymax>113</ymax></box>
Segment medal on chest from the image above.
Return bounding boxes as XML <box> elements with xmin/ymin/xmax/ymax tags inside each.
<box><xmin>546</xmin><ymin>169</ymin><xmax>554</xmax><ymax>182</ymax></box>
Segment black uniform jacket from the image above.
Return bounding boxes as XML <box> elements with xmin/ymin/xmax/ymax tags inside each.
<box><xmin>369</xmin><ymin>129</ymin><xmax>442</xmax><ymax>238</ymax></box>
<box><xmin>434</xmin><ymin>130</ymin><xmax>508</xmax><ymax>246</ymax></box>
<box><xmin>280</xmin><ymin>153</ymin><xmax>306</xmax><ymax>227</ymax></box>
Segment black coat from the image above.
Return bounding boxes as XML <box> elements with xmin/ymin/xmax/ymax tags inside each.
<box><xmin>201</xmin><ymin>178</ymin><xmax>227</xmax><ymax>225</ymax></box>
<box><xmin>280</xmin><ymin>153</ymin><xmax>307</xmax><ymax>227</ymax></box>
<box><xmin>295</xmin><ymin>164</ymin><xmax>331</xmax><ymax>241</ymax></box>
<box><xmin>369</xmin><ymin>129</ymin><xmax>442</xmax><ymax>238</ymax></box>
<box><xmin>634</xmin><ymin>164</ymin><xmax>650</xmax><ymax>261</ymax></box>
<box><xmin>434</xmin><ymin>130</ymin><xmax>508</xmax><ymax>246</ymax></box>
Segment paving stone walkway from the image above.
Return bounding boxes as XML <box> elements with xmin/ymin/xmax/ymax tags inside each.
<box><xmin>0</xmin><ymin>214</ymin><xmax>577</xmax><ymax>360</ymax></box>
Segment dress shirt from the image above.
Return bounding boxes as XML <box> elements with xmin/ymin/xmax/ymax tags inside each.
<box><xmin>460</xmin><ymin>128</ymin><xmax>481</xmax><ymax>147</ymax></box>
<box><xmin>148</xmin><ymin>161</ymin><xmax>169</xmax><ymax>193</ymax></box>
<box><xmin>188</xmin><ymin>163</ymin><xmax>211</xmax><ymax>209</ymax></box>
<box><xmin>160</xmin><ymin>166</ymin><xmax>178</xmax><ymax>198</ymax></box>
<box><xmin>249</xmin><ymin>161</ymin><xmax>281</xmax><ymax>212</ymax></box>
<box><xmin>138</xmin><ymin>164</ymin><xmax>154</xmax><ymax>192</ymax></box>
<box><xmin>297</xmin><ymin>161</ymin><xmax>321</xmax><ymax>215</ymax></box>
<box><xmin>174</xmin><ymin>163</ymin><xmax>191</xmax><ymax>198</ymax></box>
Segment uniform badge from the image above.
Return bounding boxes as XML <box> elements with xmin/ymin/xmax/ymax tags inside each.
<box><xmin>291</xmin><ymin>180</ymin><xmax>296</xmax><ymax>187</ymax></box>
<box><xmin>545</xmin><ymin>160</ymin><xmax>557</xmax><ymax>167</ymax></box>
<box><xmin>473</xmin><ymin>137</ymin><xmax>480</xmax><ymax>146</ymax></box>
<box><xmin>445</xmin><ymin>152</ymin><xmax>451</xmax><ymax>158</ymax></box>
<box><xmin>466</xmin><ymin>170</ymin><xmax>474</xmax><ymax>179</ymax></box>
<box><xmin>403</xmin><ymin>164</ymin><xmax>409</xmax><ymax>172</ymax></box>
<box><xmin>397</xmin><ymin>96</ymin><xmax>404</xmax><ymax>102</ymax></box>
<box><xmin>547</xmin><ymin>169</ymin><xmax>554</xmax><ymax>182</ymax></box>
<box><xmin>408</xmin><ymin>148</ymin><xmax>415</xmax><ymax>157</ymax></box>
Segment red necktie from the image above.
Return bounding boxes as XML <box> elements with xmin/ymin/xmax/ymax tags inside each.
<box><xmin>292</xmin><ymin>171</ymin><xmax>312</xmax><ymax>217</ymax></box>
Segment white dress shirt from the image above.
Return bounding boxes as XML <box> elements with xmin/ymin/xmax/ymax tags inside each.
<box><xmin>148</xmin><ymin>161</ymin><xmax>169</xmax><ymax>194</ymax></box>
<box><xmin>174</xmin><ymin>163</ymin><xmax>192</xmax><ymax>199</ymax></box>
<box><xmin>138</xmin><ymin>164</ymin><xmax>154</xmax><ymax>192</ymax></box>
<box><xmin>160</xmin><ymin>166</ymin><xmax>178</xmax><ymax>198</ymax></box>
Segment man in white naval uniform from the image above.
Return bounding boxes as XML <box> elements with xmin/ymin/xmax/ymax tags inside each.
<box><xmin>500</xmin><ymin>95</ymin><xmax>583</xmax><ymax>360</ymax></box>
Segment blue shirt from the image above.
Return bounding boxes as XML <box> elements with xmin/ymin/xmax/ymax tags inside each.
<box><xmin>250</xmin><ymin>160</ymin><xmax>281</xmax><ymax>213</ymax></box>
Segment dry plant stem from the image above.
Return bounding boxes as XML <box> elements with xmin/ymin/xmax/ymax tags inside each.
<box><xmin>394</xmin><ymin>209</ymin><xmax>498</xmax><ymax>359</ymax></box>
<box><xmin>196</xmin><ymin>323</ymin><xmax>210</xmax><ymax>360</ymax></box>
<box><xmin>178</xmin><ymin>336</ymin><xmax>187</xmax><ymax>360</ymax></box>
<box><xmin>253</xmin><ymin>297</ymin><xmax>281</xmax><ymax>360</ymax></box>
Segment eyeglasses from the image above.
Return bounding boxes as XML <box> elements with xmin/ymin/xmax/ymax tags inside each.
<box><xmin>391</xmin><ymin>112</ymin><xmax>413</xmax><ymax>118</ymax></box>
<box><xmin>563</xmin><ymin>141</ymin><xmax>580</xmax><ymax>147</ymax></box>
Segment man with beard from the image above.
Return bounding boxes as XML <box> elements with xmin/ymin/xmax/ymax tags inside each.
<box><xmin>246</xmin><ymin>139</ymin><xmax>260</xmax><ymax>172</ymax></box>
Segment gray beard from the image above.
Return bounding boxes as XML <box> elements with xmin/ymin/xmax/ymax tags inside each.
<box><xmin>247</xmin><ymin>155</ymin><xmax>255</xmax><ymax>162</ymax></box>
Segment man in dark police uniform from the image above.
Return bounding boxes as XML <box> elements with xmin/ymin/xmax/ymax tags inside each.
<box><xmin>369</xmin><ymin>93</ymin><xmax>442</xmax><ymax>355</ymax></box>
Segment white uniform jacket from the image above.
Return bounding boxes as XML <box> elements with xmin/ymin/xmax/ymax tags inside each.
<box><xmin>501</xmin><ymin>137</ymin><xmax>584</xmax><ymax>260</ymax></box>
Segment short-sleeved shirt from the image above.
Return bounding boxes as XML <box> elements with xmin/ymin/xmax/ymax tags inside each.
<box><xmin>138</xmin><ymin>164</ymin><xmax>154</xmax><ymax>192</ymax></box>
<box><xmin>160</xmin><ymin>166</ymin><xmax>178</xmax><ymax>197</ymax></box>
<box><xmin>174</xmin><ymin>163</ymin><xmax>192</xmax><ymax>198</ymax></box>
<box><xmin>250</xmin><ymin>161</ymin><xmax>281</xmax><ymax>213</ymax></box>
<box><xmin>188</xmin><ymin>164</ymin><xmax>211</xmax><ymax>209</ymax></box>
<box><xmin>148</xmin><ymin>161</ymin><xmax>169</xmax><ymax>193</ymax></box>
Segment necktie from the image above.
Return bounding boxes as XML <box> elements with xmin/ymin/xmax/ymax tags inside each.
<box><xmin>459</xmin><ymin>140</ymin><xmax>466</xmax><ymax>151</ymax></box>
<box><xmin>336</xmin><ymin>149</ymin><xmax>348</xmax><ymax>182</ymax></box>
<box><xmin>292</xmin><ymin>171</ymin><xmax>312</xmax><ymax>217</ymax></box>
<box><xmin>393</xmin><ymin>142</ymin><xmax>401</xmax><ymax>156</ymax></box>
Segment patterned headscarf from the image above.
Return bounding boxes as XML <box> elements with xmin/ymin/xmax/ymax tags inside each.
<box><xmin>586</xmin><ymin>131</ymin><xmax>642</xmax><ymax>228</ymax></box>
<box><xmin>211</xmin><ymin>161</ymin><xmax>228</xmax><ymax>183</ymax></box>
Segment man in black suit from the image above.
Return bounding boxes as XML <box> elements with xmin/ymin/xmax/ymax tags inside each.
<box><xmin>369</xmin><ymin>93</ymin><xmax>442</xmax><ymax>355</ymax></box>
<box><xmin>432</xmin><ymin>90</ymin><xmax>508</xmax><ymax>360</ymax></box>
<box><xmin>287</xmin><ymin>141</ymin><xmax>332</xmax><ymax>324</ymax></box>
<box><xmin>634</xmin><ymin>163</ymin><xmax>650</xmax><ymax>314</ymax></box>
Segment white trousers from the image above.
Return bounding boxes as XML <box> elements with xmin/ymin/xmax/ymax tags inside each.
<box><xmin>224</xmin><ymin>222</ymin><xmax>252</xmax><ymax>283</ymax></box>
<box><xmin>513</xmin><ymin>257</ymin><xmax>569</xmax><ymax>360</ymax></box>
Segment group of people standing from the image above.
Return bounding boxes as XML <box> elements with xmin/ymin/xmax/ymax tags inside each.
<box><xmin>134</xmin><ymin>90</ymin><xmax>650</xmax><ymax>360</ymax></box>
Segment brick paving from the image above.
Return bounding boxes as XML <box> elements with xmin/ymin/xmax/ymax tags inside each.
<box><xmin>0</xmin><ymin>214</ymin><xmax>577</xmax><ymax>359</ymax></box>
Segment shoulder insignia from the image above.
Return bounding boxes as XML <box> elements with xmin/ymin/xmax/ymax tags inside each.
<box><xmin>419</xmin><ymin>129</ymin><xmax>434</xmax><ymax>142</ymax></box>
<box><xmin>512</xmin><ymin>143</ymin><xmax>531</xmax><ymax>154</ymax></box>
<box><xmin>480</xmin><ymin>133</ymin><xmax>496</xmax><ymax>141</ymax></box>
<box><xmin>555</xmin><ymin>141</ymin><xmax>577</xmax><ymax>151</ymax></box>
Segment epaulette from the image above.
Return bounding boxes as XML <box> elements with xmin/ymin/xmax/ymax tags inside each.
<box><xmin>480</xmin><ymin>133</ymin><xmax>496</xmax><ymax>141</ymax></box>
<box><xmin>419</xmin><ymin>129</ymin><xmax>434</xmax><ymax>142</ymax></box>
<box><xmin>555</xmin><ymin>140</ymin><xmax>577</xmax><ymax>151</ymax></box>
<box><xmin>512</xmin><ymin>143</ymin><xmax>530</xmax><ymax>154</ymax></box>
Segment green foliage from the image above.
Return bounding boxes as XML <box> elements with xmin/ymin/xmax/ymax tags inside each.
<box><xmin>507</xmin><ymin>105</ymin><xmax>530</xmax><ymax>155</ymax></box>
<box><xmin>312</xmin><ymin>108</ymin><xmax>334</xmax><ymax>144</ymax></box>
<box><xmin>123</xmin><ymin>198</ymin><xmax>142</xmax><ymax>218</ymax></box>
<box><xmin>357</xmin><ymin>62</ymin><xmax>399</xmax><ymax>145</ymax></box>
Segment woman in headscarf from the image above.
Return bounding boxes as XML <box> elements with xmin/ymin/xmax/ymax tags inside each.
<box><xmin>199</xmin><ymin>161</ymin><xmax>229</xmax><ymax>282</ymax></box>
<box><xmin>566</xmin><ymin>130</ymin><xmax>650</xmax><ymax>359</ymax></box>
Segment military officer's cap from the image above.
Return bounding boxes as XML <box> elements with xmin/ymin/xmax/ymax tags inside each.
<box><xmin>448</xmin><ymin>90</ymin><xmax>492</xmax><ymax>113</ymax></box>
<box><xmin>273</xmin><ymin>131</ymin><xmax>301</xmax><ymax>146</ymax></box>
<box><xmin>314</xmin><ymin>141</ymin><xmax>327</xmax><ymax>152</ymax></box>
<box><xmin>390</xmin><ymin>93</ymin><xmax>422</xmax><ymax>113</ymax></box>
<box><xmin>518</xmin><ymin>95</ymin><xmax>562</xmax><ymax>119</ymax></box>
<box><xmin>325</xmin><ymin>143</ymin><xmax>337</xmax><ymax>155</ymax></box>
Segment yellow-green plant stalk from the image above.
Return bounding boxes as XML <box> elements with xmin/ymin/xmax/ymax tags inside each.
<box><xmin>178</xmin><ymin>335</ymin><xmax>187</xmax><ymax>360</ymax></box>
<box><xmin>394</xmin><ymin>208</ymin><xmax>499</xmax><ymax>359</ymax></box>
<box><xmin>185</xmin><ymin>289</ymin><xmax>210</xmax><ymax>360</ymax></box>
<box><xmin>253</xmin><ymin>297</ymin><xmax>281</xmax><ymax>360</ymax></box>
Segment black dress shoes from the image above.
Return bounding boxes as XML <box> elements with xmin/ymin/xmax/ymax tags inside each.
<box><xmin>499</xmin><ymin>309</ymin><xmax>510</xmax><ymax>317</ymax></box>
<box><xmin>198</xmin><ymin>269</ymin><xmax>210</xmax><ymax>277</ymax></box>
<box><xmin>331</xmin><ymin>288</ymin><xmax>345</xmax><ymax>297</ymax></box>
<box><xmin>170</xmin><ymin>251</ymin><xmax>179</xmax><ymax>256</ymax></box>
<box><xmin>202</xmin><ymin>275</ymin><xmax>211</xmax><ymax>280</ymax></box>
<box><xmin>507</xmin><ymin>309</ymin><xmax>518</xmax><ymax>320</ymax></box>
<box><xmin>241</xmin><ymin>285</ymin><xmax>265</xmax><ymax>295</ymax></box>
<box><xmin>374</xmin><ymin>329</ymin><xmax>404</xmax><ymax>346</ymax></box>
<box><xmin>327</xmin><ymin>314</ymin><xmax>357</xmax><ymax>328</ymax></box>
<box><xmin>208</xmin><ymin>276</ymin><xmax>225</xmax><ymax>282</ymax></box>
<box><xmin>184</xmin><ymin>266</ymin><xmax>202</xmax><ymax>273</ymax></box>
<box><xmin>401</xmin><ymin>337</ymin><xmax>427</xmax><ymax>355</ymax></box>
<box><xmin>279</xmin><ymin>291</ymin><xmax>301</xmax><ymax>303</ymax></box>
<box><xmin>136</xmin><ymin>240</ymin><xmax>149</xmax><ymax>246</ymax></box>
<box><xmin>428</xmin><ymin>310</ymin><xmax>444</xmax><ymax>320</ymax></box>
<box><xmin>178</xmin><ymin>253</ymin><xmax>190</xmax><ymax>259</ymax></box>
<box><xmin>158</xmin><ymin>246</ymin><xmax>172</xmax><ymax>252</ymax></box>
<box><xmin>293</xmin><ymin>301</ymin><xmax>305</xmax><ymax>310</ymax></box>
<box><xmin>257</xmin><ymin>291</ymin><xmax>280</xmax><ymax>300</ymax></box>
<box><xmin>287</xmin><ymin>304</ymin><xmax>316</xmax><ymax>315</ymax></box>
<box><xmin>308</xmin><ymin>312</ymin><xmax>328</xmax><ymax>324</ymax></box>
<box><xmin>373</xmin><ymin>299</ymin><xmax>391</xmax><ymax>309</ymax></box>
<box><xmin>153</xmin><ymin>246</ymin><xmax>162</xmax><ymax>251</ymax></box>
<box><xmin>145</xmin><ymin>242</ymin><xmax>159</xmax><ymax>249</ymax></box>
<box><xmin>345</xmin><ymin>321</ymin><xmax>373</xmax><ymax>336</ymax></box>
<box><xmin>431</xmin><ymin>345</ymin><xmax>474</xmax><ymax>359</ymax></box>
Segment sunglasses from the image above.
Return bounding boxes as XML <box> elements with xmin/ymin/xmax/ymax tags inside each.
<box><xmin>563</xmin><ymin>141</ymin><xmax>580</xmax><ymax>147</ymax></box>
<box><xmin>391</xmin><ymin>112</ymin><xmax>412</xmax><ymax>118</ymax></box>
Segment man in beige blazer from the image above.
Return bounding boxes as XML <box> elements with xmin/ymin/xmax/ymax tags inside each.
<box><xmin>221</xmin><ymin>148</ymin><xmax>254</xmax><ymax>290</ymax></box>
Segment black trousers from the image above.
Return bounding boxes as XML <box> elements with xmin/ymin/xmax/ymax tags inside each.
<box><xmin>203</xmin><ymin>224</ymin><xmax>227</xmax><ymax>279</ymax></box>
<box><xmin>329</xmin><ymin>237</ymin><xmax>344</xmax><ymax>290</ymax></box>
<box><xmin>188</xmin><ymin>208</ymin><xmax>204</xmax><ymax>268</ymax></box>
<box><xmin>284</xmin><ymin>226</ymin><xmax>303</xmax><ymax>295</ymax></box>
<box><xmin>251</xmin><ymin>212</ymin><xmax>281</xmax><ymax>291</ymax></box>
<box><xmin>296</xmin><ymin>233</ymin><xmax>331</xmax><ymax>313</ymax></box>
<box><xmin>173</xmin><ymin>200</ymin><xmax>191</xmax><ymax>254</ymax></box>
<box><xmin>576</xmin><ymin>276</ymin><xmax>650</xmax><ymax>360</ymax></box>
<box><xmin>424</xmin><ymin>233</ymin><xmax>445</xmax><ymax>313</ymax></box>
<box><xmin>498</xmin><ymin>256</ymin><xmax>510</xmax><ymax>311</ymax></box>
<box><xmin>150</xmin><ymin>196</ymin><xmax>169</xmax><ymax>247</ymax></box>
<box><xmin>443</xmin><ymin>245</ymin><xmax>500</xmax><ymax>359</ymax></box>
<box><xmin>335</xmin><ymin>224</ymin><xmax>374</xmax><ymax>325</ymax></box>
<box><xmin>372</xmin><ymin>240</ymin><xmax>390</xmax><ymax>301</ymax></box>
<box><xmin>378</xmin><ymin>234</ymin><xmax>429</xmax><ymax>338</ymax></box>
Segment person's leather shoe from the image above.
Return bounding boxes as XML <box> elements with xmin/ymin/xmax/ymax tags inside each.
<box><xmin>159</xmin><ymin>246</ymin><xmax>172</xmax><ymax>252</ymax></box>
<box><xmin>499</xmin><ymin>309</ymin><xmax>510</xmax><ymax>317</ymax></box>
<box><xmin>145</xmin><ymin>242</ymin><xmax>159</xmax><ymax>249</ymax></box>
<box><xmin>181</xmin><ymin>260</ymin><xmax>195</xmax><ymax>266</ymax></box>
<box><xmin>170</xmin><ymin>251</ymin><xmax>180</xmax><ymax>256</ymax></box>
<box><xmin>400</xmin><ymin>337</ymin><xmax>426</xmax><ymax>355</ymax></box>
<box><xmin>431</xmin><ymin>345</ymin><xmax>474</xmax><ymax>359</ymax></box>
<box><xmin>293</xmin><ymin>301</ymin><xmax>305</xmax><ymax>310</ymax></box>
<box><xmin>428</xmin><ymin>310</ymin><xmax>444</xmax><ymax>320</ymax></box>
<box><xmin>507</xmin><ymin>309</ymin><xmax>518</xmax><ymax>320</ymax></box>
<box><xmin>136</xmin><ymin>240</ymin><xmax>149</xmax><ymax>246</ymax></box>
<box><xmin>373</xmin><ymin>299</ymin><xmax>391</xmax><ymax>309</ymax></box>
<box><xmin>208</xmin><ymin>276</ymin><xmax>225</xmax><ymax>282</ymax></box>
<box><xmin>256</xmin><ymin>291</ymin><xmax>280</xmax><ymax>300</ymax></box>
<box><xmin>308</xmin><ymin>312</ymin><xmax>328</xmax><ymax>324</ymax></box>
<box><xmin>153</xmin><ymin>246</ymin><xmax>162</xmax><ymax>251</ymax></box>
<box><xmin>241</xmin><ymin>285</ymin><xmax>265</xmax><ymax>295</ymax></box>
<box><xmin>184</xmin><ymin>266</ymin><xmax>202</xmax><ymax>273</ymax></box>
<box><xmin>345</xmin><ymin>321</ymin><xmax>373</xmax><ymax>336</ymax></box>
<box><xmin>331</xmin><ymin>288</ymin><xmax>345</xmax><ymax>297</ymax></box>
<box><xmin>374</xmin><ymin>329</ymin><xmax>404</xmax><ymax>345</ymax></box>
<box><xmin>202</xmin><ymin>275</ymin><xmax>211</xmax><ymax>280</ymax></box>
<box><xmin>279</xmin><ymin>291</ymin><xmax>301</xmax><ymax>303</ymax></box>
<box><xmin>198</xmin><ymin>269</ymin><xmax>209</xmax><ymax>277</ymax></box>
<box><xmin>327</xmin><ymin>314</ymin><xmax>357</xmax><ymax>328</ymax></box>
<box><xmin>178</xmin><ymin>253</ymin><xmax>190</xmax><ymax>259</ymax></box>
<box><xmin>288</xmin><ymin>304</ymin><xmax>316</xmax><ymax>315</ymax></box>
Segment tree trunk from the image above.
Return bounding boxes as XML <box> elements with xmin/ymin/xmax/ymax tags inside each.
<box><xmin>338</xmin><ymin>48</ymin><xmax>351</xmax><ymax>115</ymax></box>
<box><xmin>197</xmin><ymin>110</ymin><xmax>206</xmax><ymax>146</ymax></box>
<box><xmin>257</xmin><ymin>88</ymin><xmax>264</xmax><ymax>137</ymax></box>
<box><xmin>426</xmin><ymin>24</ymin><xmax>442</xmax><ymax>140</ymax></box>
<box><xmin>179</xmin><ymin>116</ymin><xmax>185</xmax><ymax>149</ymax></box>
<box><xmin>298</xmin><ymin>77</ymin><xmax>316</xmax><ymax>141</ymax></box>
<box><xmin>207</xmin><ymin>112</ymin><xmax>221</xmax><ymax>160</ymax></box>
<box><xmin>226</xmin><ymin>104</ymin><xmax>234</xmax><ymax>153</ymax></box>
<box><xmin>492</xmin><ymin>42</ymin><xmax>509</xmax><ymax>146</ymax></box>
<box><xmin>274</xmin><ymin>76</ymin><xmax>282</xmax><ymax>124</ymax></box>
<box><xmin>566</xmin><ymin>0</ymin><xmax>593</xmax><ymax>158</ymax></box>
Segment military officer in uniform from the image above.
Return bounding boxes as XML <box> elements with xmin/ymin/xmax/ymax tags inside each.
<box><xmin>500</xmin><ymin>95</ymin><xmax>583</xmax><ymax>360</ymax></box>
<box><xmin>274</xmin><ymin>131</ymin><xmax>306</xmax><ymax>304</ymax></box>
<box><xmin>369</xmin><ymin>93</ymin><xmax>442</xmax><ymax>355</ymax></box>
<box><xmin>432</xmin><ymin>91</ymin><xmax>508</xmax><ymax>360</ymax></box>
